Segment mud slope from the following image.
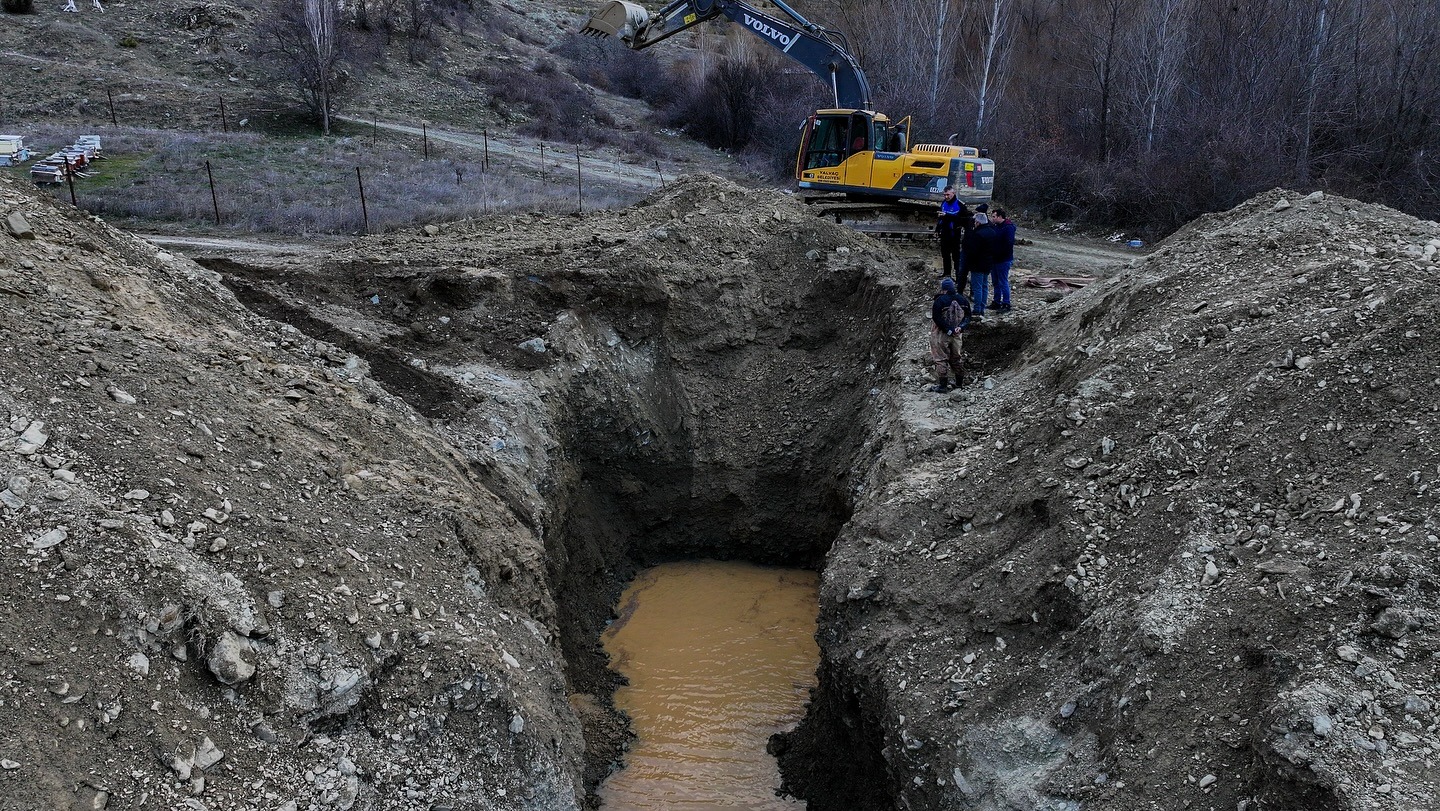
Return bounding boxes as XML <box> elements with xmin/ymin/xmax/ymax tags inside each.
<box><xmin>197</xmin><ymin>174</ymin><xmax>910</xmax><ymax>796</ymax></box>
<box><xmin>782</xmin><ymin>190</ymin><xmax>1440</xmax><ymax>810</ymax></box>
<box><xmin>0</xmin><ymin>174</ymin><xmax>586</xmax><ymax>811</ymax></box>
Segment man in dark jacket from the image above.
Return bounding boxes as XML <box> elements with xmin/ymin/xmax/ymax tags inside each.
<box><xmin>928</xmin><ymin>277</ymin><xmax>971</xmax><ymax>392</ymax></box>
<box><xmin>962</xmin><ymin>212</ymin><xmax>998</xmax><ymax>319</ymax></box>
<box><xmin>935</xmin><ymin>188</ymin><xmax>968</xmax><ymax>278</ymax></box>
<box><xmin>990</xmin><ymin>208</ymin><xmax>1016</xmax><ymax>312</ymax></box>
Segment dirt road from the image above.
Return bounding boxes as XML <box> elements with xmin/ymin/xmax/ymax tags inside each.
<box><xmin>141</xmin><ymin>216</ymin><xmax>1135</xmax><ymax>282</ymax></box>
<box><xmin>338</xmin><ymin>116</ymin><xmax>683</xmax><ymax>192</ymax></box>
<box><xmin>138</xmin><ymin>233</ymin><xmax>345</xmax><ymax>257</ymax></box>
<box><xmin>1017</xmin><ymin>231</ymin><xmax>1136</xmax><ymax>276</ymax></box>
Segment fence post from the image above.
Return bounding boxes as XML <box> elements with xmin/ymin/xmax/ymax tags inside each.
<box><xmin>205</xmin><ymin>161</ymin><xmax>221</xmax><ymax>225</ymax></box>
<box><xmin>219</xmin><ymin>96</ymin><xmax>228</xmax><ymax>133</ymax></box>
<box><xmin>106</xmin><ymin>88</ymin><xmax>117</xmax><ymax>126</ymax></box>
<box><xmin>482</xmin><ymin>128</ymin><xmax>490</xmax><ymax>170</ymax></box>
<box><xmin>422</xmin><ymin>123</ymin><xmax>429</xmax><ymax>160</ymax></box>
<box><xmin>355</xmin><ymin>166</ymin><xmax>369</xmax><ymax>234</ymax></box>
<box><xmin>539</xmin><ymin>143</ymin><xmax>546</xmax><ymax>183</ymax></box>
<box><xmin>63</xmin><ymin>157</ymin><xmax>77</xmax><ymax>207</ymax></box>
<box><xmin>576</xmin><ymin>144</ymin><xmax>583</xmax><ymax>215</ymax></box>
<box><xmin>372</xmin><ymin>115</ymin><xmax>378</xmax><ymax>145</ymax></box>
<box><xmin>655</xmin><ymin>160</ymin><xmax>665</xmax><ymax>189</ymax></box>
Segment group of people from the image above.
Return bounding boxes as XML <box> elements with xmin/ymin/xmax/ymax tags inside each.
<box><xmin>936</xmin><ymin>187</ymin><xmax>1015</xmax><ymax>317</ymax></box>
<box><xmin>928</xmin><ymin>188</ymin><xmax>1018</xmax><ymax>392</ymax></box>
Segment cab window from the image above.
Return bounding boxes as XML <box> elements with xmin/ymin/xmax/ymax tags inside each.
<box><xmin>804</xmin><ymin>116</ymin><xmax>848</xmax><ymax>169</ymax></box>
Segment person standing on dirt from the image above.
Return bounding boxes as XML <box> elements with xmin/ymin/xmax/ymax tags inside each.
<box><xmin>962</xmin><ymin>212</ymin><xmax>998</xmax><ymax>320</ymax></box>
<box><xmin>935</xmin><ymin>188</ymin><xmax>967</xmax><ymax>278</ymax></box>
<box><xmin>989</xmin><ymin>208</ymin><xmax>1016</xmax><ymax>312</ymax></box>
<box><xmin>929</xmin><ymin>277</ymin><xmax>971</xmax><ymax>392</ymax></box>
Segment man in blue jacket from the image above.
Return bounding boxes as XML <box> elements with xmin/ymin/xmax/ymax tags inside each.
<box><xmin>935</xmin><ymin>188</ymin><xmax>968</xmax><ymax>278</ymax></box>
<box><xmin>962</xmin><ymin>212</ymin><xmax>998</xmax><ymax>320</ymax></box>
<box><xmin>990</xmin><ymin>208</ymin><xmax>1016</xmax><ymax>312</ymax></box>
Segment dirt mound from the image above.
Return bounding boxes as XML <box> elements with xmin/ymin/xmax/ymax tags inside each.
<box><xmin>0</xmin><ymin>174</ymin><xmax>588</xmax><ymax>811</ymax></box>
<box><xmin>16</xmin><ymin>154</ymin><xmax>1438</xmax><ymax>811</ymax></box>
<box><xmin>785</xmin><ymin>189</ymin><xmax>1440</xmax><ymax>809</ymax></box>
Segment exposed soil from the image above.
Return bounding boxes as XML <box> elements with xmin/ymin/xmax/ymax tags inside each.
<box><xmin>198</xmin><ymin>175</ymin><xmax>907</xmax><ymax>798</ymax></box>
<box><xmin>4</xmin><ymin>165</ymin><xmax>1439</xmax><ymax>811</ymax></box>
<box><xmin>779</xmin><ymin>189</ymin><xmax>1440</xmax><ymax>811</ymax></box>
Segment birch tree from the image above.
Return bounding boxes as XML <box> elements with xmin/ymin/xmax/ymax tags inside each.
<box><xmin>831</xmin><ymin>0</ymin><xmax>962</xmax><ymax>123</ymax></box>
<box><xmin>1296</xmin><ymin>0</ymin><xmax>1333</xmax><ymax>182</ymax></box>
<box><xmin>1128</xmin><ymin>0</ymin><xmax>1191</xmax><ymax>153</ymax></box>
<box><xmin>968</xmin><ymin>0</ymin><xmax>1012</xmax><ymax>142</ymax></box>
<box><xmin>256</xmin><ymin>0</ymin><xmax>352</xmax><ymax>135</ymax></box>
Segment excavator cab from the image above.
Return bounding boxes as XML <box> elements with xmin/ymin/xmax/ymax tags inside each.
<box><xmin>796</xmin><ymin>110</ymin><xmax>877</xmax><ymax>181</ymax></box>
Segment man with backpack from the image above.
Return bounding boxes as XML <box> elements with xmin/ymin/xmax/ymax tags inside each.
<box><xmin>929</xmin><ymin>277</ymin><xmax>972</xmax><ymax>392</ymax></box>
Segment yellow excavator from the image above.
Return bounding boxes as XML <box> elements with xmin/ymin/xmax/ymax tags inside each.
<box><xmin>581</xmin><ymin>0</ymin><xmax>995</xmax><ymax>237</ymax></box>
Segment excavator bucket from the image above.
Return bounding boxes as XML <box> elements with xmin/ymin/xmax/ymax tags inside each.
<box><xmin>580</xmin><ymin>0</ymin><xmax>650</xmax><ymax>39</ymax></box>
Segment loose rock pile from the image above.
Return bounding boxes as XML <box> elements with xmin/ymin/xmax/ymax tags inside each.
<box><xmin>802</xmin><ymin>189</ymin><xmax>1440</xmax><ymax>811</ymax></box>
<box><xmin>0</xmin><ymin>174</ymin><xmax>585</xmax><ymax>811</ymax></box>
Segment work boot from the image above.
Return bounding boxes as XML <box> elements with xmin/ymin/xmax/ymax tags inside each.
<box><xmin>927</xmin><ymin>378</ymin><xmax>951</xmax><ymax>393</ymax></box>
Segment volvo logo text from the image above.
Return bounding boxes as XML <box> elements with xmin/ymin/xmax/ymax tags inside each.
<box><xmin>742</xmin><ymin>13</ymin><xmax>796</xmax><ymax>49</ymax></box>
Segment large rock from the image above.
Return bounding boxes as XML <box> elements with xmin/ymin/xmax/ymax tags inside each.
<box><xmin>207</xmin><ymin>631</ymin><xmax>257</xmax><ymax>685</ymax></box>
<box><xmin>3</xmin><ymin>211</ymin><xmax>34</xmax><ymax>239</ymax></box>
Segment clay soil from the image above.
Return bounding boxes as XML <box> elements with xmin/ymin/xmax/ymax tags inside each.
<box><xmin>3</xmin><ymin>170</ymin><xmax>1440</xmax><ymax>811</ymax></box>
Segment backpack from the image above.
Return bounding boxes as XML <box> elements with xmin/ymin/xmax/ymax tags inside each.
<box><xmin>941</xmin><ymin>294</ymin><xmax>972</xmax><ymax>333</ymax></box>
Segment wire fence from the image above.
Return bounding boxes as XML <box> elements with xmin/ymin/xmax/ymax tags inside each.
<box><xmin>13</xmin><ymin>97</ymin><xmax>675</xmax><ymax>235</ymax></box>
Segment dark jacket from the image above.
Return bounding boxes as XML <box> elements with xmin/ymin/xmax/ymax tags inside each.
<box><xmin>936</xmin><ymin>199</ymin><xmax>968</xmax><ymax>242</ymax></box>
<box><xmin>996</xmin><ymin>220</ymin><xmax>1016</xmax><ymax>263</ymax></box>
<box><xmin>932</xmin><ymin>291</ymin><xmax>972</xmax><ymax>334</ymax></box>
<box><xmin>962</xmin><ymin>222</ymin><xmax>999</xmax><ymax>275</ymax></box>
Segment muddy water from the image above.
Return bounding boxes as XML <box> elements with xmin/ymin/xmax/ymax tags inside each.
<box><xmin>598</xmin><ymin>560</ymin><xmax>821</xmax><ymax>810</ymax></box>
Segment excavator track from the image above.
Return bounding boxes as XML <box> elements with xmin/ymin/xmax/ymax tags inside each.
<box><xmin>804</xmin><ymin>196</ymin><xmax>939</xmax><ymax>241</ymax></box>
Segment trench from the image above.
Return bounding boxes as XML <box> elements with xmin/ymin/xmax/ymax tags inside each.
<box><xmin>205</xmin><ymin>251</ymin><xmax>910</xmax><ymax>808</ymax></box>
<box><xmin>540</xmin><ymin>262</ymin><xmax>905</xmax><ymax>807</ymax></box>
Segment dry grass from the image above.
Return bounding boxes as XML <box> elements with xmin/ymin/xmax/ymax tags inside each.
<box><xmin>23</xmin><ymin>124</ymin><xmax>644</xmax><ymax>234</ymax></box>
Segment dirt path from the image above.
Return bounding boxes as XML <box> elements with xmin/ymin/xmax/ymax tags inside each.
<box><xmin>889</xmin><ymin>229</ymin><xmax>1134</xmax><ymax>279</ymax></box>
<box><xmin>1017</xmin><ymin>231</ymin><xmax>1136</xmax><ymax>276</ymax></box>
<box><xmin>337</xmin><ymin>116</ymin><xmax>678</xmax><ymax>191</ymax></box>
<box><xmin>138</xmin><ymin>232</ymin><xmax>343</xmax><ymax>259</ymax></box>
<box><xmin>139</xmin><ymin>219</ymin><xmax>1135</xmax><ymax>282</ymax></box>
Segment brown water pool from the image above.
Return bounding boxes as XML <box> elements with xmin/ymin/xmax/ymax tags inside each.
<box><xmin>598</xmin><ymin>560</ymin><xmax>821</xmax><ymax>810</ymax></box>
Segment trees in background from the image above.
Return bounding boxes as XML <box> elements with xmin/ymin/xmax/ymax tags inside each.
<box><xmin>254</xmin><ymin>0</ymin><xmax>353</xmax><ymax>134</ymax></box>
<box><xmin>805</xmin><ymin>0</ymin><xmax>1440</xmax><ymax>233</ymax></box>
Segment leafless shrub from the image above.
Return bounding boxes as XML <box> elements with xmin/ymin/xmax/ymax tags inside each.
<box><xmin>470</xmin><ymin>60</ymin><xmax>622</xmax><ymax>146</ymax></box>
<box><xmin>251</xmin><ymin>0</ymin><xmax>361</xmax><ymax>135</ymax></box>
<box><xmin>551</xmin><ymin>32</ymin><xmax>666</xmax><ymax>104</ymax></box>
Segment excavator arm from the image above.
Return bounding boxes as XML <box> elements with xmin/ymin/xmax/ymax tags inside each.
<box><xmin>582</xmin><ymin>0</ymin><xmax>872</xmax><ymax>110</ymax></box>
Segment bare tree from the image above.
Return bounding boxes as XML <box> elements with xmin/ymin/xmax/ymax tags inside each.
<box><xmin>255</xmin><ymin>0</ymin><xmax>352</xmax><ymax>134</ymax></box>
<box><xmin>926</xmin><ymin>0</ymin><xmax>962</xmax><ymax>120</ymax></box>
<box><xmin>967</xmin><ymin>0</ymin><xmax>1013</xmax><ymax>142</ymax></box>
<box><xmin>1127</xmin><ymin>0</ymin><xmax>1191</xmax><ymax>153</ymax></box>
<box><xmin>1296</xmin><ymin>0</ymin><xmax>1333</xmax><ymax>181</ymax></box>
<box><xmin>831</xmin><ymin>0</ymin><xmax>963</xmax><ymax>124</ymax></box>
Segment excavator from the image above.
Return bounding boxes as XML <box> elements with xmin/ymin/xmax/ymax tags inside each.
<box><xmin>580</xmin><ymin>0</ymin><xmax>996</xmax><ymax>237</ymax></box>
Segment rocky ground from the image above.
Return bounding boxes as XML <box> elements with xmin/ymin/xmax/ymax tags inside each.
<box><xmin>4</xmin><ymin>167</ymin><xmax>1440</xmax><ymax>811</ymax></box>
<box><xmin>783</xmin><ymin>189</ymin><xmax>1440</xmax><ymax>811</ymax></box>
<box><xmin>0</xmin><ymin>173</ymin><xmax>587</xmax><ymax>811</ymax></box>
